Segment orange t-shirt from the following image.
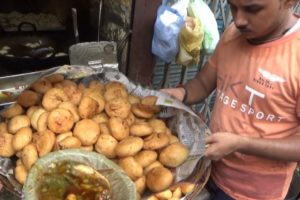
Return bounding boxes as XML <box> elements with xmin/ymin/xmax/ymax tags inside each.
<box><xmin>208</xmin><ymin>23</ymin><xmax>300</xmax><ymax>200</ymax></box>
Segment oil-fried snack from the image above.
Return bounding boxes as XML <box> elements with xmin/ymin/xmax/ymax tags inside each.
<box><xmin>144</xmin><ymin>161</ymin><xmax>163</xmax><ymax>175</ymax></box>
<box><xmin>30</xmin><ymin>108</ymin><xmax>46</xmax><ymax>130</ymax></box>
<box><xmin>15</xmin><ymin>162</ymin><xmax>28</xmax><ymax>185</ymax></box>
<box><xmin>92</xmin><ymin>113</ymin><xmax>109</xmax><ymax>124</ymax></box>
<box><xmin>8</xmin><ymin>115</ymin><xmax>31</xmax><ymax>134</ymax></box>
<box><xmin>0</xmin><ymin>103</ymin><xmax>24</xmax><ymax>119</ymax></box>
<box><xmin>105</xmin><ymin>97</ymin><xmax>131</xmax><ymax>119</ymax></box>
<box><xmin>55</xmin><ymin>80</ymin><xmax>77</xmax><ymax>88</ymax></box>
<box><xmin>0</xmin><ymin>133</ymin><xmax>15</xmax><ymax>157</ymax></box>
<box><xmin>17</xmin><ymin>90</ymin><xmax>41</xmax><ymax>107</ymax></box>
<box><xmin>58</xmin><ymin>101</ymin><xmax>80</xmax><ymax>122</ymax></box>
<box><xmin>78</xmin><ymin>96</ymin><xmax>98</xmax><ymax>119</ymax></box>
<box><xmin>31</xmin><ymin>78</ymin><xmax>52</xmax><ymax>94</ymax></box>
<box><xmin>170</xmin><ymin>182</ymin><xmax>195</xmax><ymax>195</ymax></box>
<box><xmin>171</xmin><ymin>187</ymin><xmax>182</xmax><ymax>198</ymax></box>
<box><xmin>37</xmin><ymin>111</ymin><xmax>49</xmax><ymax>132</ymax></box>
<box><xmin>135</xmin><ymin>176</ymin><xmax>146</xmax><ymax>194</ymax></box>
<box><xmin>155</xmin><ymin>189</ymin><xmax>172</xmax><ymax>199</ymax></box>
<box><xmin>78</xmin><ymin>83</ymin><xmax>86</xmax><ymax>91</ymax></box>
<box><xmin>80</xmin><ymin>145</ymin><xmax>94</xmax><ymax>152</ymax></box>
<box><xmin>0</xmin><ymin>122</ymin><xmax>7</xmax><ymax>134</ymax></box>
<box><xmin>33</xmin><ymin>129</ymin><xmax>56</xmax><ymax>157</ymax></box>
<box><xmin>58</xmin><ymin>136</ymin><xmax>82</xmax><ymax>149</ymax></box>
<box><xmin>115</xmin><ymin>136</ymin><xmax>144</xmax><ymax>157</ymax></box>
<box><xmin>125</xmin><ymin>112</ymin><xmax>136</xmax><ymax>126</ymax></box>
<box><xmin>88</xmin><ymin>80</ymin><xmax>105</xmax><ymax>94</ymax></box>
<box><xmin>104</xmin><ymin>87</ymin><xmax>128</xmax><ymax>101</ymax></box>
<box><xmin>42</xmin><ymin>88</ymin><xmax>69</xmax><ymax>111</ymax></box>
<box><xmin>130</xmin><ymin>121</ymin><xmax>153</xmax><ymax>137</ymax></box>
<box><xmin>47</xmin><ymin>108</ymin><xmax>74</xmax><ymax>134</ymax></box>
<box><xmin>95</xmin><ymin>134</ymin><xmax>118</xmax><ymax>159</ymax></box>
<box><xmin>45</xmin><ymin>73</ymin><xmax>64</xmax><ymax>83</ymax></box>
<box><xmin>21</xmin><ymin>143</ymin><xmax>38</xmax><ymax>170</ymax></box>
<box><xmin>108</xmin><ymin>117</ymin><xmax>129</xmax><ymax>141</ymax></box>
<box><xmin>143</xmin><ymin>133</ymin><xmax>169</xmax><ymax>150</ymax></box>
<box><xmin>62</xmin><ymin>85</ymin><xmax>82</xmax><ymax>105</ymax></box>
<box><xmin>159</xmin><ymin>142</ymin><xmax>189</xmax><ymax>168</ymax></box>
<box><xmin>134</xmin><ymin>150</ymin><xmax>158</xmax><ymax>168</ymax></box>
<box><xmin>146</xmin><ymin>167</ymin><xmax>173</xmax><ymax>192</ymax></box>
<box><xmin>118</xmin><ymin>156</ymin><xmax>143</xmax><ymax>181</ymax></box>
<box><xmin>53</xmin><ymin>131</ymin><xmax>73</xmax><ymax>150</ymax></box>
<box><xmin>99</xmin><ymin>123</ymin><xmax>111</xmax><ymax>135</ymax></box>
<box><xmin>26</xmin><ymin>106</ymin><xmax>39</xmax><ymax>119</ymax></box>
<box><xmin>148</xmin><ymin>119</ymin><xmax>167</xmax><ymax>134</ymax></box>
<box><xmin>168</xmin><ymin>135</ymin><xmax>179</xmax><ymax>144</ymax></box>
<box><xmin>105</xmin><ymin>81</ymin><xmax>126</xmax><ymax>91</ymax></box>
<box><xmin>141</xmin><ymin>96</ymin><xmax>161</xmax><ymax>113</ymax></box>
<box><xmin>128</xmin><ymin>95</ymin><xmax>141</xmax><ymax>105</ymax></box>
<box><xmin>73</xmin><ymin>119</ymin><xmax>100</xmax><ymax>145</ymax></box>
<box><xmin>12</xmin><ymin>127</ymin><xmax>32</xmax><ymax>151</ymax></box>
<box><xmin>86</xmin><ymin>91</ymin><xmax>105</xmax><ymax>113</ymax></box>
<box><xmin>131</xmin><ymin>103</ymin><xmax>155</xmax><ymax>119</ymax></box>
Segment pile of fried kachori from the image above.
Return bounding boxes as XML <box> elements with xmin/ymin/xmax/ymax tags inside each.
<box><xmin>0</xmin><ymin>74</ymin><xmax>192</xmax><ymax>200</ymax></box>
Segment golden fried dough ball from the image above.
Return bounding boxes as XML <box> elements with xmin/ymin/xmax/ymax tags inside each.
<box><xmin>31</xmin><ymin>78</ymin><xmax>52</xmax><ymax>94</ymax></box>
<box><xmin>159</xmin><ymin>142</ymin><xmax>189</xmax><ymax>168</ymax></box>
<box><xmin>37</xmin><ymin>112</ymin><xmax>49</xmax><ymax>132</ymax></box>
<box><xmin>86</xmin><ymin>92</ymin><xmax>106</xmax><ymax>113</ymax></box>
<box><xmin>73</xmin><ymin>119</ymin><xmax>100</xmax><ymax>145</ymax></box>
<box><xmin>148</xmin><ymin>119</ymin><xmax>167</xmax><ymax>134</ymax></box>
<box><xmin>54</xmin><ymin>131</ymin><xmax>73</xmax><ymax>150</ymax></box>
<box><xmin>105</xmin><ymin>97</ymin><xmax>131</xmax><ymax>119</ymax></box>
<box><xmin>78</xmin><ymin>96</ymin><xmax>98</xmax><ymax>119</ymax></box>
<box><xmin>130</xmin><ymin>122</ymin><xmax>153</xmax><ymax>137</ymax></box>
<box><xmin>128</xmin><ymin>95</ymin><xmax>141</xmax><ymax>105</ymax></box>
<box><xmin>99</xmin><ymin>123</ymin><xmax>111</xmax><ymax>135</ymax></box>
<box><xmin>55</xmin><ymin>80</ymin><xmax>77</xmax><ymax>88</ymax></box>
<box><xmin>42</xmin><ymin>88</ymin><xmax>69</xmax><ymax>111</ymax></box>
<box><xmin>88</xmin><ymin>80</ymin><xmax>105</xmax><ymax>94</ymax></box>
<box><xmin>134</xmin><ymin>150</ymin><xmax>158</xmax><ymax>168</ymax></box>
<box><xmin>168</xmin><ymin>135</ymin><xmax>179</xmax><ymax>144</ymax></box>
<box><xmin>58</xmin><ymin>101</ymin><xmax>80</xmax><ymax>122</ymax></box>
<box><xmin>144</xmin><ymin>161</ymin><xmax>163</xmax><ymax>175</ymax></box>
<box><xmin>45</xmin><ymin>73</ymin><xmax>64</xmax><ymax>83</ymax></box>
<box><xmin>31</xmin><ymin>108</ymin><xmax>46</xmax><ymax>130</ymax></box>
<box><xmin>26</xmin><ymin>106</ymin><xmax>39</xmax><ymax>119</ymax></box>
<box><xmin>141</xmin><ymin>96</ymin><xmax>161</xmax><ymax>113</ymax></box>
<box><xmin>17</xmin><ymin>90</ymin><xmax>41</xmax><ymax>107</ymax></box>
<box><xmin>15</xmin><ymin>162</ymin><xmax>27</xmax><ymax>185</ymax></box>
<box><xmin>104</xmin><ymin>87</ymin><xmax>128</xmax><ymax>101</ymax></box>
<box><xmin>58</xmin><ymin>136</ymin><xmax>82</xmax><ymax>150</ymax></box>
<box><xmin>0</xmin><ymin>133</ymin><xmax>15</xmax><ymax>157</ymax></box>
<box><xmin>115</xmin><ymin>136</ymin><xmax>144</xmax><ymax>157</ymax></box>
<box><xmin>143</xmin><ymin>133</ymin><xmax>169</xmax><ymax>150</ymax></box>
<box><xmin>80</xmin><ymin>145</ymin><xmax>94</xmax><ymax>152</ymax></box>
<box><xmin>95</xmin><ymin>134</ymin><xmax>118</xmax><ymax>159</ymax></box>
<box><xmin>118</xmin><ymin>157</ymin><xmax>143</xmax><ymax>181</ymax></box>
<box><xmin>146</xmin><ymin>167</ymin><xmax>174</xmax><ymax>192</ymax></box>
<box><xmin>21</xmin><ymin>143</ymin><xmax>38</xmax><ymax>170</ymax></box>
<box><xmin>125</xmin><ymin>112</ymin><xmax>136</xmax><ymax>126</ymax></box>
<box><xmin>0</xmin><ymin>122</ymin><xmax>8</xmax><ymax>134</ymax></box>
<box><xmin>33</xmin><ymin>129</ymin><xmax>56</xmax><ymax>157</ymax></box>
<box><xmin>105</xmin><ymin>81</ymin><xmax>126</xmax><ymax>90</ymax></box>
<box><xmin>12</xmin><ymin>127</ymin><xmax>32</xmax><ymax>151</ymax></box>
<box><xmin>47</xmin><ymin>108</ymin><xmax>74</xmax><ymax>134</ymax></box>
<box><xmin>8</xmin><ymin>115</ymin><xmax>30</xmax><ymax>134</ymax></box>
<box><xmin>62</xmin><ymin>85</ymin><xmax>82</xmax><ymax>105</ymax></box>
<box><xmin>92</xmin><ymin>113</ymin><xmax>109</xmax><ymax>124</ymax></box>
<box><xmin>108</xmin><ymin>117</ymin><xmax>129</xmax><ymax>141</ymax></box>
<box><xmin>155</xmin><ymin>189</ymin><xmax>173</xmax><ymax>199</ymax></box>
<box><xmin>78</xmin><ymin>83</ymin><xmax>86</xmax><ymax>91</ymax></box>
<box><xmin>0</xmin><ymin>103</ymin><xmax>23</xmax><ymax>119</ymax></box>
<box><xmin>131</xmin><ymin>103</ymin><xmax>155</xmax><ymax>119</ymax></box>
<box><xmin>135</xmin><ymin>176</ymin><xmax>146</xmax><ymax>194</ymax></box>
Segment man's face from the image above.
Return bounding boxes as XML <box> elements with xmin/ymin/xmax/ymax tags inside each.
<box><xmin>228</xmin><ymin>0</ymin><xmax>293</xmax><ymax>41</ymax></box>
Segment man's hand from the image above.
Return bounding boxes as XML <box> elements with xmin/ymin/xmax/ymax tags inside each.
<box><xmin>204</xmin><ymin>132</ymin><xmax>243</xmax><ymax>161</ymax></box>
<box><xmin>160</xmin><ymin>87</ymin><xmax>186</xmax><ymax>102</ymax></box>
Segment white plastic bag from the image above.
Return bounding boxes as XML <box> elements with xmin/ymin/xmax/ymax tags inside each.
<box><xmin>188</xmin><ymin>0</ymin><xmax>220</xmax><ymax>54</ymax></box>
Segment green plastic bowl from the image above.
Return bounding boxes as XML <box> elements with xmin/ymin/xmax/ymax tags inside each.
<box><xmin>22</xmin><ymin>149</ymin><xmax>136</xmax><ymax>200</ymax></box>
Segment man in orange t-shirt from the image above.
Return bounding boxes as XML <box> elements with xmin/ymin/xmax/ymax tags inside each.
<box><xmin>162</xmin><ymin>0</ymin><xmax>300</xmax><ymax>199</ymax></box>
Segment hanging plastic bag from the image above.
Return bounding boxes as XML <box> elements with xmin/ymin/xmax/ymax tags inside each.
<box><xmin>151</xmin><ymin>0</ymin><xmax>188</xmax><ymax>63</ymax></box>
<box><xmin>188</xmin><ymin>0</ymin><xmax>219</xmax><ymax>54</ymax></box>
<box><xmin>176</xmin><ymin>16</ymin><xmax>204</xmax><ymax>66</ymax></box>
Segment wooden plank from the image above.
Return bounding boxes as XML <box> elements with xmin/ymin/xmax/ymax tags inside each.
<box><xmin>127</xmin><ymin>0</ymin><xmax>161</xmax><ymax>86</ymax></box>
